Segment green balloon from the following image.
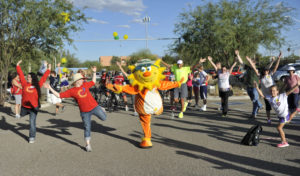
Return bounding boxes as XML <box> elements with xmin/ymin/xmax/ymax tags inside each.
<box><xmin>114</xmin><ymin>36</ymin><xmax>119</xmax><ymax>40</ymax></box>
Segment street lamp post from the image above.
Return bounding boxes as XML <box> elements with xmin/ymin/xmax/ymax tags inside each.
<box><xmin>143</xmin><ymin>16</ymin><xmax>150</xmax><ymax>49</ymax></box>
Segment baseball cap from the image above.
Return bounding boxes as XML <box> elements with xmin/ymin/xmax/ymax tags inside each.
<box><xmin>177</xmin><ymin>60</ymin><xmax>183</xmax><ymax>64</ymax></box>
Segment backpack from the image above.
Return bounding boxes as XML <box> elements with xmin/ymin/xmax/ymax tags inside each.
<box><xmin>241</xmin><ymin>124</ymin><xmax>263</xmax><ymax>146</ymax></box>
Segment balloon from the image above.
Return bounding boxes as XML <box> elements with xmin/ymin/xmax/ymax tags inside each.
<box><xmin>62</xmin><ymin>68</ymin><xmax>68</xmax><ymax>73</ymax></box>
<box><xmin>114</xmin><ymin>36</ymin><xmax>119</xmax><ymax>40</ymax></box>
<box><xmin>123</xmin><ymin>34</ymin><xmax>128</xmax><ymax>40</ymax></box>
<box><xmin>113</xmin><ymin>32</ymin><xmax>118</xmax><ymax>37</ymax></box>
<box><xmin>61</xmin><ymin>57</ymin><xmax>67</xmax><ymax>64</ymax></box>
<box><xmin>60</xmin><ymin>12</ymin><xmax>70</xmax><ymax>23</ymax></box>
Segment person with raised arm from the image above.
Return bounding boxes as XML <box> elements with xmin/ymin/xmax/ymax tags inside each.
<box><xmin>49</xmin><ymin>62</ymin><xmax>65</xmax><ymax>116</ymax></box>
<box><xmin>254</xmin><ymin>80</ymin><xmax>300</xmax><ymax>148</ymax></box>
<box><xmin>161</xmin><ymin>58</ymin><xmax>206</xmax><ymax>118</ymax></box>
<box><xmin>16</xmin><ymin>60</ymin><xmax>51</xmax><ymax>143</ymax></box>
<box><xmin>207</xmin><ymin>56</ymin><xmax>237</xmax><ymax>117</ymax></box>
<box><xmin>259</xmin><ymin>52</ymin><xmax>282</xmax><ymax>124</ymax></box>
<box><xmin>44</xmin><ymin>66</ymin><xmax>107</xmax><ymax>152</ymax></box>
<box><xmin>235</xmin><ymin>50</ymin><xmax>262</xmax><ymax>118</ymax></box>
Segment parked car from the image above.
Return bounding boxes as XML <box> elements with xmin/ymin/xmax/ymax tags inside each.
<box><xmin>231</xmin><ymin>66</ymin><xmax>243</xmax><ymax>77</ymax></box>
<box><xmin>273</xmin><ymin>63</ymin><xmax>300</xmax><ymax>81</ymax></box>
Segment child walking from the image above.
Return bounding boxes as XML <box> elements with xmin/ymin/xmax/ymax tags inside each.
<box><xmin>44</xmin><ymin>66</ymin><xmax>107</xmax><ymax>152</ymax></box>
<box><xmin>16</xmin><ymin>60</ymin><xmax>51</xmax><ymax>143</ymax></box>
<box><xmin>255</xmin><ymin>81</ymin><xmax>300</xmax><ymax>147</ymax></box>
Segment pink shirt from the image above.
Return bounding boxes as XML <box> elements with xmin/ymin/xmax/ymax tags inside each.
<box><xmin>187</xmin><ymin>74</ymin><xmax>193</xmax><ymax>87</ymax></box>
<box><xmin>285</xmin><ymin>74</ymin><xmax>300</xmax><ymax>93</ymax></box>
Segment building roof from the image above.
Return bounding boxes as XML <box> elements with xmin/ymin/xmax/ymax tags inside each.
<box><xmin>99</xmin><ymin>56</ymin><xmax>130</xmax><ymax>66</ymax></box>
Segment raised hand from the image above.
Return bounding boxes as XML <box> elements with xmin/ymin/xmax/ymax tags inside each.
<box><xmin>199</xmin><ymin>58</ymin><xmax>206</xmax><ymax>63</ymax></box>
<box><xmin>271</xmin><ymin>56</ymin><xmax>276</xmax><ymax>62</ymax></box>
<box><xmin>235</xmin><ymin>50</ymin><xmax>239</xmax><ymax>56</ymax></box>
<box><xmin>17</xmin><ymin>60</ymin><xmax>22</xmax><ymax>66</ymax></box>
<box><xmin>47</xmin><ymin>63</ymin><xmax>52</xmax><ymax>70</ymax></box>
<box><xmin>279</xmin><ymin>51</ymin><xmax>282</xmax><ymax>58</ymax></box>
<box><xmin>207</xmin><ymin>56</ymin><xmax>213</xmax><ymax>61</ymax></box>
<box><xmin>91</xmin><ymin>66</ymin><xmax>97</xmax><ymax>72</ymax></box>
<box><xmin>57</xmin><ymin>62</ymin><xmax>61</xmax><ymax>67</ymax></box>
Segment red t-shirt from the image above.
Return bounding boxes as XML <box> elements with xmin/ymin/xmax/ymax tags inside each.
<box><xmin>114</xmin><ymin>75</ymin><xmax>124</xmax><ymax>85</ymax></box>
<box><xmin>12</xmin><ymin>79</ymin><xmax>22</xmax><ymax>95</ymax></box>
<box><xmin>16</xmin><ymin>66</ymin><xmax>50</xmax><ymax>109</ymax></box>
<box><xmin>60</xmin><ymin>81</ymin><xmax>98</xmax><ymax>112</ymax></box>
<box><xmin>164</xmin><ymin>72</ymin><xmax>171</xmax><ymax>81</ymax></box>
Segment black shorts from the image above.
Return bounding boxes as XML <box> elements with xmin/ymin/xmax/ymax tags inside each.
<box><xmin>264</xmin><ymin>98</ymin><xmax>272</xmax><ymax>111</ymax></box>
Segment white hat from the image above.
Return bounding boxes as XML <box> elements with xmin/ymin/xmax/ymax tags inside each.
<box><xmin>73</xmin><ymin>73</ymin><xmax>86</xmax><ymax>82</ymax></box>
<box><xmin>287</xmin><ymin>66</ymin><xmax>295</xmax><ymax>71</ymax></box>
<box><xmin>177</xmin><ymin>60</ymin><xmax>183</xmax><ymax>64</ymax></box>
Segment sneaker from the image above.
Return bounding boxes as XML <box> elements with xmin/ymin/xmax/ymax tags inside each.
<box><xmin>250</xmin><ymin>114</ymin><xmax>256</xmax><ymax>118</ymax></box>
<box><xmin>183</xmin><ymin>102</ymin><xmax>188</xmax><ymax>112</ymax></box>
<box><xmin>86</xmin><ymin>145</ymin><xmax>92</xmax><ymax>152</ymax></box>
<box><xmin>218</xmin><ymin>106</ymin><xmax>223</xmax><ymax>111</ymax></box>
<box><xmin>29</xmin><ymin>138</ymin><xmax>35</xmax><ymax>144</ymax></box>
<box><xmin>277</xmin><ymin>142</ymin><xmax>289</xmax><ymax>148</ymax></box>
<box><xmin>267</xmin><ymin>119</ymin><xmax>272</xmax><ymax>124</ymax></box>
<box><xmin>178</xmin><ymin>112</ymin><xmax>184</xmax><ymax>118</ymax></box>
<box><xmin>222</xmin><ymin>114</ymin><xmax>227</xmax><ymax>118</ymax></box>
<box><xmin>133</xmin><ymin>111</ymin><xmax>138</xmax><ymax>116</ymax></box>
<box><xmin>125</xmin><ymin>106</ymin><xmax>129</xmax><ymax>111</ymax></box>
<box><xmin>200</xmin><ymin>106</ymin><xmax>207</xmax><ymax>112</ymax></box>
<box><xmin>61</xmin><ymin>106</ymin><xmax>65</xmax><ymax>112</ymax></box>
<box><xmin>15</xmin><ymin>114</ymin><xmax>20</xmax><ymax>119</ymax></box>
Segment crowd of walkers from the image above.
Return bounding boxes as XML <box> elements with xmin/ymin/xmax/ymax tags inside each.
<box><xmin>6</xmin><ymin>49</ymin><xmax>300</xmax><ymax>150</ymax></box>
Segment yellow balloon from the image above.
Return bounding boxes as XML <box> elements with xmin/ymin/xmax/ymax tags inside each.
<box><xmin>61</xmin><ymin>57</ymin><xmax>67</xmax><ymax>64</ymax></box>
<box><xmin>113</xmin><ymin>32</ymin><xmax>118</xmax><ymax>37</ymax></box>
<box><xmin>60</xmin><ymin>12</ymin><xmax>70</xmax><ymax>23</ymax></box>
<box><xmin>123</xmin><ymin>34</ymin><xmax>128</xmax><ymax>40</ymax></box>
<box><xmin>62</xmin><ymin>68</ymin><xmax>68</xmax><ymax>73</ymax></box>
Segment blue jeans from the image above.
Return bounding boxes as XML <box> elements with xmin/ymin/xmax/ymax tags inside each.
<box><xmin>80</xmin><ymin>106</ymin><xmax>107</xmax><ymax>141</ymax></box>
<box><xmin>247</xmin><ymin>87</ymin><xmax>262</xmax><ymax>116</ymax></box>
<box><xmin>21</xmin><ymin>106</ymin><xmax>38</xmax><ymax>139</ymax></box>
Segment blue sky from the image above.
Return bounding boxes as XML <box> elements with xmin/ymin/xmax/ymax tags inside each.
<box><xmin>66</xmin><ymin>0</ymin><xmax>300</xmax><ymax>62</ymax></box>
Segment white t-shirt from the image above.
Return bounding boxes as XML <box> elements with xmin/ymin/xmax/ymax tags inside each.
<box><xmin>265</xmin><ymin>93</ymin><xmax>288</xmax><ymax>117</ymax></box>
<box><xmin>199</xmin><ymin>71</ymin><xmax>208</xmax><ymax>86</ymax></box>
<box><xmin>218</xmin><ymin>70</ymin><xmax>230</xmax><ymax>89</ymax></box>
<box><xmin>261</xmin><ymin>73</ymin><xmax>274</xmax><ymax>96</ymax></box>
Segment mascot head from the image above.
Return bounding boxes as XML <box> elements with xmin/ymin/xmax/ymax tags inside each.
<box><xmin>128</xmin><ymin>59</ymin><xmax>165</xmax><ymax>91</ymax></box>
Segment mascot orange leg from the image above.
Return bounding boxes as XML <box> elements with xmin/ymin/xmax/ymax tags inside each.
<box><xmin>139</xmin><ymin>114</ymin><xmax>152</xmax><ymax>148</ymax></box>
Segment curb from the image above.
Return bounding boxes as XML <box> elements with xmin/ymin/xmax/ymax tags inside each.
<box><xmin>207</xmin><ymin>95</ymin><xmax>250</xmax><ymax>100</ymax></box>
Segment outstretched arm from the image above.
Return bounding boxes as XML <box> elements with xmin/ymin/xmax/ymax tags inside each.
<box><xmin>116</xmin><ymin>61</ymin><xmax>128</xmax><ymax>77</ymax></box>
<box><xmin>272</xmin><ymin>52</ymin><xmax>282</xmax><ymax>73</ymax></box>
<box><xmin>191</xmin><ymin>58</ymin><xmax>206</xmax><ymax>70</ymax></box>
<box><xmin>16</xmin><ymin>60</ymin><xmax>27</xmax><ymax>86</ymax></box>
<box><xmin>44</xmin><ymin>83</ymin><xmax>60</xmax><ymax>98</ymax></box>
<box><xmin>254</xmin><ymin>82</ymin><xmax>265</xmax><ymax>98</ymax></box>
<box><xmin>245</xmin><ymin>56</ymin><xmax>259</xmax><ymax>76</ymax></box>
<box><xmin>161</xmin><ymin>59</ymin><xmax>171</xmax><ymax>69</ymax></box>
<box><xmin>286</xmin><ymin>80</ymin><xmax>300</xmax><ymax>96</ymax></box>
<box><xmin>207</xmin><ymin>56</ymin><xmax>218</xmax><ymax>72</ymax></box>
<box><xmin>235</xmin><ymin>50</ymin><xmax>244</xmax><ymax>65</ymax></box>
<box><xmin>229</xmin><ymin>61</ymin><xmax>237</xmax><ymax>74</ymax></box>
<box><xmin>91</xmin><ymin>66</ymin><xmax>97</xmax><ymax>83</ymax></box>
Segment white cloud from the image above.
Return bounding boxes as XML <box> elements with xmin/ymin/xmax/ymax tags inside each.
<box><xmin>131</xmin><ymin>18</ymin><xmax>143</xmax><ymax>24</ymax></box>
<box><xmin>117</xmin><ymin>25</ymin><xmax>130</xmax><ymax>28</ymax></box>
<box><xmin>71</xmin><ymin>0</ymin><xmax>146</xmax><ymax>16</ymax></box>
<box><xmin>87</xmin><ymin>18</ymin><xmax>108</xmax><ymax>24</ymax></box>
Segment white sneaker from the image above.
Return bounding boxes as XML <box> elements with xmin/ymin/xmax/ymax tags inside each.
<box><xmin>133</xmin><ymin>111</ymin><xmax>138</xmax><ymax>116</ymax></box>
<box><xmin>29</xmin><ymin>138</ymin><xmax>35</xmax><ymax>144</ymax></box>
<box><xmin>200</xmin><ymin>106</ymin><xmax>207</xmax><ymax>111</ymax></box>
<box><xmin>86</xmin><ymin>145</ymin><xmax>92</xmax><ymax>152</ymax></box>
<box><xmin>15</xmin><ymin>114</ymin><xmax>20</xmax><ymax>119</ymax></box>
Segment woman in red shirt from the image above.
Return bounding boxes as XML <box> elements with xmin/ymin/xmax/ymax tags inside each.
<box><xmin>16</xmin><ymin>60</ymin><xmax>51</xmax><ymax>143</ymax></box>
<box><xmin>44</xmin><ymin>66</ymin><xmax>106</xmax><ymax>152</ymax></box>
<box><xmin>11</xmin><ymin>73</ymin><xmax>23</xmax><ymax>118</ymax></box>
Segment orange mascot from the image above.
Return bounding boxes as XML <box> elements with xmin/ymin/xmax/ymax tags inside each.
<box><xmin>107</xmin><ymin>59</ymin><xmax>183</xmax><ymax>148</ymax></box>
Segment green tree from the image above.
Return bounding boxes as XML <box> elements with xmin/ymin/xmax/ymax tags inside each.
<box><xmin>127</xmin><ymin>49</ymin><xmax>158</xmax><ymax>65</ymax></box>
<box><xmin>110</xmin><ymin>56</ymin><xmax>121</xmax><ymax>65</ymax></box>
<box><xmin>172</xmin><ymin>0</ymin><xmax>294</xmax><ymax>67</ymax></box>
<box><xmin>0</xmin><ymin>0</ymin><xmax>86</xmax><ymax>104</ymax></box>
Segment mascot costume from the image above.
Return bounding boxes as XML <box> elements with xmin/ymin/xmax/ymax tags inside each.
<box><xmin>107</xmin><ymin>59</ymin><xmax>183</xmax><ymax>148</ymax></box>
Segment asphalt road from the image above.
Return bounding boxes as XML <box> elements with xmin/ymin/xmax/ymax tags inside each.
<box><xmin>0</xmin><ymin>98</ymin><xmax>300</xmax><ymax>176</ymax></box>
